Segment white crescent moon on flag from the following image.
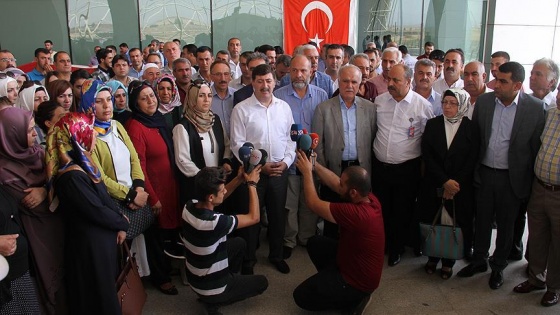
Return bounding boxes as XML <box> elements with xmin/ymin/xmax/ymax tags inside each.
<box><xmin>301</xmin><ymin>1</ymin><xmax>333</xmax><ymax>34</ymax></box>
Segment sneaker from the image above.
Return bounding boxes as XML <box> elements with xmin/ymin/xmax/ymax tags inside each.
<box><xmin>164</xmin><ymin>243</ymin><xmax>186</xmax><ymax>259</ymax></box>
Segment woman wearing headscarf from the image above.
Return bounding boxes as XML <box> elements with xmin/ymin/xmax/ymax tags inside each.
<box><xmin>0</xmin><ymin>77</ymin><xmax>18</xmax><ymax>107</ymax></box>
<box><xmin>155</xmin><ymin>74</ymin><xmax>183</xmax><ymax>129</ymax></box>
<box><xmin>418</xmin><ymin>88</ymin><xmax>478</xmax><ymax>279</ymax></box>
<box><xmin>45</xmin><ymin>112</ymin><xmax>128</xmax><ymax>314</ymax></box>
<box><xmin>173</xmin><ymin>80</ymin><xmax>232</xmax><ymax>204</ymax></box>
<box><xmin>125</xmin><ymin>80</ymin><xmax>180</xmax><ymax>295</ymax></box>
<box><xmin>78</xmin><ymin>79</ymin><xmax>149</xmax><ymax>233</ymax></box>
<box><xmin>0</xmin><ymin>107</ymin><xmax>65</xmax><ymax>315</ymax></box>
<box><xmin>16</xmin><ymin>83</ymin><xmax>50</xmax><ymax>146</ymax></box>
<box><xmin>0</xmin><ymin>185</ymin><xmax>40</xmax><ymax>314</ymax></box>
<box><xmin>105</xmin><ymin>80</ymin><xmax>131</xmax><ymax>125</ymax></box>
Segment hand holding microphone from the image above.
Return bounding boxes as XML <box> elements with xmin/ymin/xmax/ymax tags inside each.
<box><xmin>246</xmin><ymin>149</ymin><xmax>263</xmax><ymax>173</ymax></box>
<box><xmin>238</xmin><ymin>146</ymin><xmax>252</xmax><ymax>172</ymax></box>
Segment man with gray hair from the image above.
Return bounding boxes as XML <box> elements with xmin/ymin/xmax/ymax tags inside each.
<box><xmin>529</xmin><ymin>57</ymin><xmax>559</xmax><ymax>110</ymax></box>
<box><xmin>369</xmin><ymin>47</ymin><xmax>402</xmax><ymax>94</ymax></box>
<box><xmin>172</xmin><ymin>57</ymin><xmax>192</xmax><ymax>103</ymax></box>
<box><xmin>463</xmin><ymin>61</ymin><xmax>492</xmax><ymax>118</ymax></box>
<box><xmin>333</xmin><ymin>53</ymin><xmax>378</xmax><ymax>102</ymax></box>
<box><xmin>162</xmin><ymin>41</ymin><xmax>181</xmax><ymax>75</ymax></box>
<box><xmin>373</xmin><ymin>63</ymin><xmax>434</xmax><ymax>266</ymax></box>
<box><xmin>312</xmin><ymin>64</ymin><xmax>377</xmax><ymax>239</ymax></box>
<box><xmin>413</xmin><ymin>58</ymin><xmax>441</xmax><ymax>116</ymax></box>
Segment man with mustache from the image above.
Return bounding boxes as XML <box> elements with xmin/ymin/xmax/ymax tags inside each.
<box><xmin>433</xmin><ymin>48</ymin><xmax>464</xmax><ymax>95</ymax></box>
<box><xmin>312</xmin><ymin>65</ymin><xmax>377</xmax><ymax>239</ymax></box>
<box><xmin>373</xmin><ymin>64</ymin><xmax>434</xmax><ymax>266</ymax></box>
<box><xmin>369</xmin><ymin>47</ymin><xmax>402</xmax><ymax>95</ymax></box>
<box><xmin>277</xmin><ymin>44</ymin><xmax>333</xmax><ymax>97</ymax></box>
<box><xmin>230</xmin><ymin>64</ymin><xmax>296</xmax><ymax>275</ymax></box>
<box><xmin>463</xmin><ymin>61</ymin><xmax>492</xmax><ymax>119</ymax></box>
<box><xmin>332</xmin><ymin>53</ymin><xmax>378</xmax><ymax>102</ymax></box>
<box><xmin>210</xmin><ymin>60</ymin><xmax>236</xmax><ymax>138</ymax></box>
<box><xmin>413</xmin><ymin>58</ymin><xmax>442</xmax><ymax>116</ymax></box>
<box><xmin>172</xmin><ymin>58</ymin><xmax>192</xmax><ymax>104</ymax></box>
<box><xmin>274</xmin><ymin>54</ymin><xmax>328</xmax><ymax>259</ymax></box>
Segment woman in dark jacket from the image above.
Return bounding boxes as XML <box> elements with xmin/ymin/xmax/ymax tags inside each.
<box><xmin>418</xmin><ymin>88</ymin><xmax>478</xmax><ymax>279</ymax></box>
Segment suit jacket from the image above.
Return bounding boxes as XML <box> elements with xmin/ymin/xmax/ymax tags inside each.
<box><xmin>419</xmin><ymin>116</ymin><xmax>477</xmax><ymax>222</ymax></box>
<box><xmin>472</xmin><ymin>91</ymin><xmax>545</xmax><ymax>199</ymax></box>
<box><xmin>233</xmin><ymin>85</ymin><xmax>254</xmax><ymax>106</ymax></box>
<box><xmin>312</xmin><ymin>96</ymin><xmax>377</xmax><ymax>175</ymax></box>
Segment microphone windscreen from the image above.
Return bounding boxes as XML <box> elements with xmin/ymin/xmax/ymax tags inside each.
<box><xmin>242</xmin><ymin>142</ymin><xmax>254</xmax><ymax>150</ymax></box>
<box><xmin>239</xmin><ymin>146</ymin><xmax>252</xmax><ymax>162</ymax></box>
<box><xmin>290</xmin><ymin>124</ymin><xmax>303</xmax><ymax>141</ymax></box>
<box><xmin>297</xmin><ymin>134</ymin><xmax>312</xmax><ymax>151</ymax></box>
<box><xmin>302</xmin><ymin>128</ymin><xmax>308</xmax><ymax>134</ymax></box>
<box><xmin>309</xmin><ymin>133</ymin><xmax>319</xmax><ymax>150</ymax></box>
<box><xmin>249</xmin><ymin>149</ymin><xmax>262</xmax><ymax>166</ymax></box>
<box><xmin>258</xmin><ymin>149</ymin><xmax>268</xmax><ymax>166</ymax></box>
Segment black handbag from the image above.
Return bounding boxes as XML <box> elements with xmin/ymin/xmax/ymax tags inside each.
<box><xmin>112</xmin><ymin>198</ymin><xmax>154</xmax><ymax>239</ymax></box>
<box><xmin>419</xmin><ymin>199</ymin><xmax>464</xmax><ymax>260</ymax></box>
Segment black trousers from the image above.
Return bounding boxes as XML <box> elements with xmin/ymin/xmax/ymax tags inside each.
<box><xmin>144</xmin><ymin>225</ymin><xmax>172</xmax><ymax>286</ymax></box>
<box><xmin>293</xmin><ymin>236</ymin><xmax>369</xmax><ymax>311</ymax></box>
<box><xmin>372</xmin><ymin>157</ymin><xmax>421</xmax><ymax>256</ymax></box>
<box><xmin>473</xmin><ymin>166</ymin><xmax>522</xmax><ymax>270</ymax></box>
<box><xmin>198</xmin><ymin>237</ymin><xmax>268</xmax><ymax>306</ymax></box>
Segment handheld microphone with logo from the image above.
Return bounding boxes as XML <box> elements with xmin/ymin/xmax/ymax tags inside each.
<box><xmin>242</xmin><ymin>142</ymin><xmax>255</xmax><ymax>150</ymax></box>
<box><xmin>238</xmin><ymin>146</ymin><xmax>252</xmax><ymax>171</ymax></box>
<box><xmin>246</xmin><ymin>149</ymin><xmax>263</xmax><ymax>173</ymax></box>
<box><xmin>297</xmin><ymin>134</ymin><xmax>312</xmax><ymax>151</ymax></box>
<box><xmin>309</xmin><ymin>133</ymin><xmax>319</xmax><ymax>157</ymax></box>
<box><xmin>290</xmin><ymin>124</ymin><xmax>303</xmax><ymax>142</ymax></box>
<box><xmin>302</xmin><ymin>128</ymin><xmax>308</xmax><ymax>135</ymax></box>
<box><xmin>258</xmin><ymin>149</ymin><xmax>268</xmax><ymax>166</ymax></box>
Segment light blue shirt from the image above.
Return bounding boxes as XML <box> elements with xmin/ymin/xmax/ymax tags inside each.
<box><xmin>211</xmin><ymin>85</ymin><xmax>236</xmax><ymax>138</ymax></box>
<box><xmin>339</xmin><ymin>95</ymin><xmax>358</xmax><ymax>161</ymax></box>
<box><xmin>274</xmin><ymin>83</ymin><xmax>328</xmax><ymax>174</ymax></box>
<box><xmin>482</xmin><ymin>94</ymin><xmax>519</xmax><ymax>169</ymax></box>
<box><xmin>278</xmin><ymin>71</ymin><xmax>334</xmax><ymax>98</ymax></box>
<box><xmin>427</xmin><ymin>89</ymin><xmax>443</xmax><ymax>116</ymax></box>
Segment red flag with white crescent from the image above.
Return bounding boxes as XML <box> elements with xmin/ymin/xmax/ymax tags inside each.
<box><xmin>283</xmin><ymin>0</ymin><xmax>357</xmax><ymax>55</ymax></box>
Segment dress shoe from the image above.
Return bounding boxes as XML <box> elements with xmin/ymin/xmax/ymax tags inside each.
<box><xmin>283</xmin><ymin>246</ymin><xmax>293</xmax><ymax>259</ymax></box>
<box><xmin>464</xmin><ymin>247</ymin><xmax>474</xmax><ymax>261</ymax></box>
<box><xmin>489</xmin><ymin>270</ymin><xmax>504</xmax><ymax>289</ymax></box>
<box><xmin>513</xmin><ymin>280</ymin><xmax>545</xmax><ymax>293</ymax></box>
<box><xmin>272</xmin><ymin>260</ymin><xmax>290</xmax><ymax>274</ymax></box>
<box><xmin>541</xmin><ymin>291</ymin><xmax>559</xmax><ymax>307</ymax></box>
<box><xmin>388</xmin><ymin>254</ymin><xmax>401</xmax><ymax>267</ymax></box>
<box><xmin>457</xmin><ymin>263</ymin><xmax>488</xmax><ymax>277</ymax></box>
<box><xmin>158</xmin><ymin>283</ymin><xmax>179</xmax><ymax>295</ymax></box>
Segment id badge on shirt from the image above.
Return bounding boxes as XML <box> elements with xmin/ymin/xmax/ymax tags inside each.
<box><xmin>408</xmin><ymin>118</ymin><xmax>415</xmax><ymax>138</ymax></box>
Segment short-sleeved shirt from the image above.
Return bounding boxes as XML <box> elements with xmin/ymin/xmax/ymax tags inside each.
<box><xmin>330</xmin><ymin>193</ymin><xmax>385</xmax><ymax>293</ymax></box>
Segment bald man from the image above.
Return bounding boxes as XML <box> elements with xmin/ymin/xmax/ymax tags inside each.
<box><xmin>463</xmin><ymin>61</ymin><xmax>492</xmax><ymax>119</ymax></box>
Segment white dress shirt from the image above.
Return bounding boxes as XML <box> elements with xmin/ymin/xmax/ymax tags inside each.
<box><xmin>374</xmin><ymin>89</ymin><xmax>435</xmax><ymax>164</ymax></box>
<box><xmin>230</xmin><ymin>94</ymin><xmax>296</xmax><ymax>166</ymax></box>
<box><xmin>444</xmin><ymin>118</ymin><xmax>462</xmax><ymax>148</ymax></box>
<box><xmin>229</xmin><ymin>60</ymin><xmax>242</xmax><ymax>80</ymax></box>
<box><xmin>531</xmin><ymin>90</ymin><xmax>557</xmax><ymax>111</ymax></box>
<box><xmin>466</xmin><ymin>86</ymin><xmax>493</xmax><ymax>119</ymax></box>
<box><xmin>433</xmin><ymin>77</ymin><xmax>464</xmax><ymax>95</ymax></box>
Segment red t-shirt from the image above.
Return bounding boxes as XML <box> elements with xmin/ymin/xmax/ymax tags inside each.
<box><xmin>330</xmin><ymin>193</ymin><xmax>385</xmax><ymax>293</ymax></box>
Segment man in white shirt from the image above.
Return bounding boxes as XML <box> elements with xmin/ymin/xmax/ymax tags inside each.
<box><xmin>227</xmin><ymin>38</ymin><xmax>243</xmax><ymax>79</ymax></box>
<box><xmin>529</xmin><ymin>58</ymin><xmax>559</xmax><ymax>110</ymax></box>
<box><xmin>162</xmin><ymin>41</ymin><xmax>181</xmax><ymax>75</ymax></box>
<box><xmin>413</xmin><ymin>58</ymin><xmax>441</xmax><ymax>116</ymax></box>
<box><xmin>324</xmin><ymin>44</ymin><xmax>344</xmax><ymax>90</ymax></box>
<box><xmin>373</xmin><ymin>64</ymin><xmax>435</xmax><ymax>267</ymax></box>
<box><xmin>463</xmin><ymin>61</ymin><xmax>492</xmax><ymax>119</ymax></box>
<box><xmin>433</xmin><ymin>49</ymin><xmax>464</xmax><ymax>95</ymax></box>
<box><xmin>230</xmin><ymin>64</ymin><xmax>296</xmax><ymax>275</ymax></box>
<box><xmin>229</xmin><ymin>51</ymin><xmax>252</xmax><ymax>90</ymax></box>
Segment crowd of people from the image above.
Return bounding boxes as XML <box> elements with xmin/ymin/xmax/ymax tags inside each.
<box><xmin>0</xmin><ymin>34</ymin><xmax>558</xmax><ymax>315</ymax></box>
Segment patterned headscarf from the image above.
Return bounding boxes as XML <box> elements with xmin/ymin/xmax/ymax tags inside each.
<box><xmin>78</xmin><ymin>79</ymin><xmax>113</xmax><ymax>135</ymax></box>
<box><xmin>105</xmin><ymin>80</ymin><xmax>128</xmax><ymax>114</ymax></box>
<box><xmin>45</xmin><ymin>112</ymin><xmax>101</xmax><ymax>206</ymax></box>
<box><xmin>155</xmin><ymin>74</ymin><xmax>181</xmax><ymax>114</ymax></box>
<box><xmin>442</xmin><ymin>88</ymin><xmax>470</xmax><ymax>124</ymax></box>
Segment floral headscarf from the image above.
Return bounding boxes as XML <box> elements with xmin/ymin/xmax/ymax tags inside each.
<box><xmin>78</xmin><ymin>79</ymin><xmax>113</xmax><ymax>135</ymax></box>
<box><xmin>155</xmin><ymin>74</ymin><xmax>181</xmax><ymax>114</ymax></box>
<box><xmin>442</xmin><ymin>88</ymin><xmax>470</xmax><ymax>124</ymax></box>
<box><xmin>45</xmin><ymin>112</ymin><xmax>101</xmax><ymax>207</ymax></box>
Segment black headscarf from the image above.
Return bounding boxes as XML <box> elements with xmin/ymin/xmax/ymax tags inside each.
<box><xmin>128</xmin><ymin>81</ymin><xmax>175</xmax><ymax>167</ymax></box>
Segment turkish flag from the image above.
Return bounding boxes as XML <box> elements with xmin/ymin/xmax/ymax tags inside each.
<box><xmin>283</xmin><ymin>0</ymin><xmax>356</xmax><ymax>55</ymax></box>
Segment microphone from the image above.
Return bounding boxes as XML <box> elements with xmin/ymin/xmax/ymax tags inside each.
<box><xmin>242</xmin><ymin>142</ymin><xmax>255</xmax><ymax>150</ymax></box>
<box><xmin>258</xmin><ymin>149</ymin><xmax>268</xmax><ymax>166</ymax></box>
<box><xmin>309</xmin><ymin>133</ymin><xmax>319</xmax><ymax>150</ymax></box>
<box><xmin>297</xmin><ymin>134</ymin><xmax>312</xmax><ymax>151</ymax></box>
<box><xmin>302</xmin><ymin>128</ymin><xmax>308</xmax><ymax>135</ymax></box>
<box><xmin>246</xmin><ymin>149</ymin><xmax>263</xmax><ymax>173</ymax></box>
<box><xmin>238</xmin><ymin>146</ymin><xmax>252</xmax><ymax>171</ymax></box>
<box><xmin>290</xmin><ymin>124</ymin><xmax>303</xmax><ymax>142</ymax></box>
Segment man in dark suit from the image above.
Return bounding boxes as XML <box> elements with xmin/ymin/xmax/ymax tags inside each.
<box><xmin>312</xmin><ymin>64</ymin><xmax>377</xmax><ymax>238</ymax></box>
<box><xmin>233</xmin><ymin>52</ymin><xmax>268</xmax><ymax>106</ymax></box>
<box><xmin>458</xmin><ymin>62</ymin><xmax>546</xmax><ymax>290</ymax></box>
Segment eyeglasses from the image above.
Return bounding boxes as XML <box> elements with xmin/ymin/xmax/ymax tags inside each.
<box><xmin>0</xmin><ymin>58</ymin><xmax>16</xmax><ymax>63</ymax></box>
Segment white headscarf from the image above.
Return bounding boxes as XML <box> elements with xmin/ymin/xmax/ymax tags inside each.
<box><xmin>15</xmin><ymin>84</ymin><xmax>49</xmax><ymax>112</ymax></box>
<box><xmin>0</xmin><ymin>77</ymin><xmax>17</xmax><ymax>98</ymax></box>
